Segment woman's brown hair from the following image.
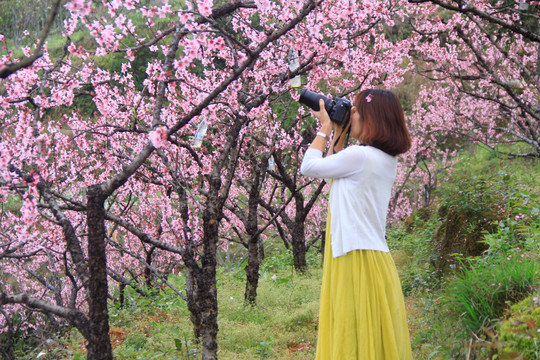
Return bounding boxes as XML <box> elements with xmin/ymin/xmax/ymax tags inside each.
<box><xmin>353</xmin><ymin>89</ymin><xmax>411</xmax><ymax>156</ymax></box>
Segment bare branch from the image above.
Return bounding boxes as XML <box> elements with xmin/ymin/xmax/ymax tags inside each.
<box><xmin>409</xmin><ymin>0</ymin><xmax>540</xmax><ymax>43</ymax></box>
<box><xmin>0</xmin><ymin>293</ymin><xmax>91</xmax><ymax>339</ymax></box>
<box><xmin>0</xmin><ymin>0</ymin><xmax>63</xmax><ymax>78</ymax></box>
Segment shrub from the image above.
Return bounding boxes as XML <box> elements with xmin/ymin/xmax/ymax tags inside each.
<box><xmin>432</xmin><ymin>176</ymin><xmax>507</xmax><ymax>274</ymax></box>
<box><xmin>496</xmin><ymin>295</ymin><xmax>540</xmax><ymax>360</ymax></box>
<box><xmin>444</xmin><ymin>254</ymin><xmax>538</xmax><ymax>336</ymax></box>
<box><xmin>387</xmin><ymin>209</ymin><xmax>440</xmax><ymax>295</ymax></box>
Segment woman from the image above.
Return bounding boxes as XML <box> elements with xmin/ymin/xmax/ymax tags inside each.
<box><xmin>300</xmin><ymin>89</ymin><xmax>413</xmax><ymax>360</ymax></box>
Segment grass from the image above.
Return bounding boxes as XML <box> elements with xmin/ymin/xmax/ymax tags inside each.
<box><xmin>42</xmin><ymin>267</ymin><xmax>323</xmax><ymax>360</ymax></box>
<box><xmin>14</xmin><ymin>248</ymin><xmax>540</xmax><ymax>360</ymax></box>
<box><xmin>444</xmin><ymin>255</ymin><xmax>538</xmax><ymax>335</ymax></box>
<box><xmin>217</xmin><ymin>271</ymin><xmax>321</xmax><ymax>359</ymax></box>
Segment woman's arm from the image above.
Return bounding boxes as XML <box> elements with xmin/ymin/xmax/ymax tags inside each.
<box><xmin>300</xmin><ymin>146</ymin><xmax>365</xmax><ymax>179</ymax></box>
<box><xmin>302</xmin><ymin>99</ymin><xmax>361</xmax><ymax>179</ymax></box>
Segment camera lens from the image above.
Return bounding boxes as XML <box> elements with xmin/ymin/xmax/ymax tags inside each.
<box><xmin>299</xmin><ymin>89</ymin><xmax>330</xmax><ymax>112</ymax></box>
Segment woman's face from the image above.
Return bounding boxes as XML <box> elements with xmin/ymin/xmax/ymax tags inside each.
<box><xmin>349</xmin><ymin>106</ymin><xmax>362</xmax><ymax>140</ymax></box>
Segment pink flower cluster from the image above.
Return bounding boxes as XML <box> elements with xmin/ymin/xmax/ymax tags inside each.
<box><xmin>64</xmin><ymin>0</ymin><xmax>91</xmax><ymax>16</ymax></box>
<box><xmin>198</xmin><ymin>0</ymin><xmax>213</xmax><ymax>17</ymax></box>
<box><xmin>148</xmin><ymin>127</ymin><xmax>168</xmax><ymax>148</ymax></box>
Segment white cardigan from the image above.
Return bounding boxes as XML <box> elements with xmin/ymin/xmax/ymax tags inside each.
<box><xmin>300</xmin><ymin>145</ymin><xmax>397</xmax><ymax>257</ymax></box>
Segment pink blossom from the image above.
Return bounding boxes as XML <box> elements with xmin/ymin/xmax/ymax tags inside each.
<box><xmin>157</xmin><ymin>4</ymin><xmax>171</xmax><ymax>18</ymax></box>
<box><xmin>141</xmin><ymin>7</ymin><xmax>157</xmax><ymax>18</ymax></box>
<box><xmin>95</xmin><ymin>47</ymin><xmax>107</xmax><ymax>56</ymax></box>
<box><xmin>0</xmin><ymin>153</ymin><xmax>9</xmax><ymax>169</ymax></box>
<box><xmin>126</xmin><ymin>49</ymin><xmax>135</xmax><ymax>61</ymax></box>
<box><xmin>198</xmin><ymin>0</ymin><xmax>213</xmax><ymax>17</ymax></box>
<box><xmin>115</xmin><ymin>14</ymin><xmax>127</xmax><ymax>29</ymax></box>
<box><xmin>124</xmin><ymin>0</ymin><xmax>137</xmax><ymax>10</ymax></box>
<box><xmin>308</xmin><ymin>23</ymin><xmax>322</xmax><ymax>39</ymax></box>
<box><xmin>21</xmin><ymin>199</ymin><xmax>38</xmax><ymax>225</ymax></box>
<box><xmin>101</xmin><ymin>25</ymin><xmax>116</xmax><ymax>44</ymax></box>
<box><xmin>366</xmin><ymin>94</ymin><xmax>373</xmax><ymax>103</ymax></box>
<box><xmin>64</xmin><ymin>0</ymin><xmax>91</xmax><ymax>16</ymax></box>
<box><xmin>121</xmin><ymin>62</ymin><xmax>131</xmax><ymax>74</ymax></box>
<box><xmin>149</xmin><ymin>127</ymin><xmax>168</xmax><ymax>148</ymax></box>
<box><xmin>255</xmin><ymin>0</ymin><xmax>272</xmax><ymax>11</ymax></box>
<box><xmin>110</xmin><ymin>0</ymin><xmax>122</xmax><ymax>9</ymax></box>
<box><xmin>215</xmin><ymin>37</ymin><xmax>226</xmax><ymax>51</ymax></box>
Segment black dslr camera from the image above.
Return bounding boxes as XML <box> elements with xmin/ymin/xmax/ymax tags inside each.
<box><xmin>299</xmin><ymin>89</ymin><xmax>352</xmax><ymax>125</ymax></box>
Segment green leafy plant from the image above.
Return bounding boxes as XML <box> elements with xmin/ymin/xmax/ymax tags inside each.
<box><xmin>496</xmin><ymin>295</ymin><xmax>540</xmax><ymax>360</ymax></box>
<box><xmin>445</xmin><ymin>255</ymin><xmax>538</xmax><ymax>335</ymax></box>
<box><xmin>256</xmin><ymin>341</ymin><xmax>273</xmax><ymax>359</ymax></box>
<box><xmin>174</xmin><ymin>333</ymin><xmax>198</xmax><ymax>358</ymax></box>
<box><xmin>387</xmin><ymin>212</ymin><xmax>440</xmax><ymax>295</ymax></box>
<box><xmin>261</xmin><ymin>249</ymin><xmax>294</xmax><ymax>273</ymax></box>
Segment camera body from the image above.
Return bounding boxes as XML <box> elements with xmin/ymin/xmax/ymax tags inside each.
<box><xmin>299</xmin><ymin>89</ymin><xmax>352</xmax><ymax>125</ymax></box>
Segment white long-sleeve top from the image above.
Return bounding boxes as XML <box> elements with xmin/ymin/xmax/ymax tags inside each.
<box><xmin>300</xmin><ymin>145</ymin><xmax>397</xmax><ymax>257</ymax></box>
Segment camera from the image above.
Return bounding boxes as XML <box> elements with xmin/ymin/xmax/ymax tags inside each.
<box><xmin>299</xmin><ymin>89</ymin><xmax>352</xmax><ymax>125</ymax></box>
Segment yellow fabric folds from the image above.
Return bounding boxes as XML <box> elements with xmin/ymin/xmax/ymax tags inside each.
<box><xmin>315</xmin><ymin>212</ymin><xmax>413</xmax><ymax>360</ymax></box>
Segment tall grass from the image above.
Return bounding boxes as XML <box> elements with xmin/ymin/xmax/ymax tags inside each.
<box><xmin>444</xmin><ymin>255</ymin><xmax>538</xmax><ymax>335</ymax></box>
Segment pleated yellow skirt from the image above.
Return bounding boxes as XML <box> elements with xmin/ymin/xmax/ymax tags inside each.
<box><xmin>315</xmin><ymin>212</ymin><xmax>413</xmax><ymax>360</ymax></box>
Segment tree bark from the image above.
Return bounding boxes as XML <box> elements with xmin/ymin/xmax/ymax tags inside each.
<box><xmin>244</xmin><ymin>234</ymin><xmax>260</xmax><ymax>305</ymax></box>
<box><xmin>320</xmin><ymin>229</ymin><xmax>326</xmax><ymax>266</ymax></box>
<box><xmin>200</xmin><ymin>208</ymin><xmax>219</xmax><ymax>360</ymax></box>
<box><xmin>145</xmin><ymin>246</ymin><xmax>156</xmax><ymax>287</ymax></box>
<box><xmin>243</xmin><ymin>155</ymin><xmax>265</xmax><ymax>305</ymax></box>
<box><xmin>185</xmin><ymin>267</ymin><xmax>202</xmax><ymax>340</ymax></box>
<box><xmin>86</xmin><ymin>185</ymin><xmax>113</xmax><ymax>360</ymax></box>
<box><xmin>267</xmin><ymin>153</ymin><xmax>326</xmax><ymax>273</ymax></box>
<box><xmin>292</xmin><ymin>217</ymin><xmax>307</xmax><ymax>272</ymax></box>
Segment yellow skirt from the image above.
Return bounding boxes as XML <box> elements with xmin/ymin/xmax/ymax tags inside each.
<box><xmin>315</xmin><ymin>212</ymin><xmax>413</xmax><ymax>360</ymax></box>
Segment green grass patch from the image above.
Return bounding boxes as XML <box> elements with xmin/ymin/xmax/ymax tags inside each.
<box><xmin>444</xmin><ymin>254</ymin><xmax>538</xmax><ymax>335</ymax></box>
<box><xmin>37</xmin><ymin>269</ymin><xmax>323</xmax><ymax>360</ymax></box>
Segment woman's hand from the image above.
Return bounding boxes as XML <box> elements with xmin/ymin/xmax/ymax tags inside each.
<box><xmin>309</xmin><ymin>98</ymin><xmax>351</xmax><ymax>153</ymax></box>
<box><xmin>307</xmin><ymin>99</ymin><xmax>332</xmax><ymax>152</ymax></box>
<box><xmin>312</xmin><ymin>99</ymin><xmax>350</xmax><ymax>136</ymax></box>
<box><xmin>312</xmin><ymin>99</ymin><xmax>332</xmax><ymax>136</ymax></box>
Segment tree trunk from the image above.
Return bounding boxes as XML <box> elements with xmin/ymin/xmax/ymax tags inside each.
<box><xmin>200</xmin><ymin>209</ymin><xmax>219</xmax><ymax>360</ymax></box>
<box><xmin>86</xmin><ymin>185</ymin><xmax>113</xmax><ymax>360</ymax></box>
<box><xmin>0</xmin><ymin>310</ymin><xmax>15</xmax><ymax>360</ymax></box>
<box><xmin>119</xmin><ymin>282</ymin><xmax>126</xmax><ymax>308</ymax></box>
<box><xmin>320</xmin><ymin>229</ymin><xmax>326</xmax><ymax>267</ymax></box>
<box><xmin>244</xmin><ymin>235</ymin><xmax>260</xmax><ymax>305</ymax></box>
<box><xmin>258</xmin><ymin>238</ymin><xmax>265</xmax><ymax>261</ymax></box>
<box><xmin>184</xmin><ymin>267</ymin><xmax>202</xmax><ymax>340</ymax></box>
<box><xmin>243</xmin><ymin>155</ymin><xmax>264</xmax><ymax>305</ymax></box>
<box><xmin>537</xmin><ymin>42</ymin><xmax>540</xmax><ymax>77</ymax></box>
<box><xmin>145</xmin><ymin>246</ymin><xmax>156</xmax><ymax>287</ymax></box>
<box><xmin>291</xmin><ymin>220</ymin><xmax>307</xmax><ymax>272</ymax></box>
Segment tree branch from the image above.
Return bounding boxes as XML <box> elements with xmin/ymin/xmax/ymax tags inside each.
<box><xmin>0</xmin><ymin>293</ymin><xmax>91</xmax><ymax>339</ymax></box>
<box><xmin>0</xmin><ymin>0</ymin><xmax>63</xmax><ymax>78</ymax></box>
